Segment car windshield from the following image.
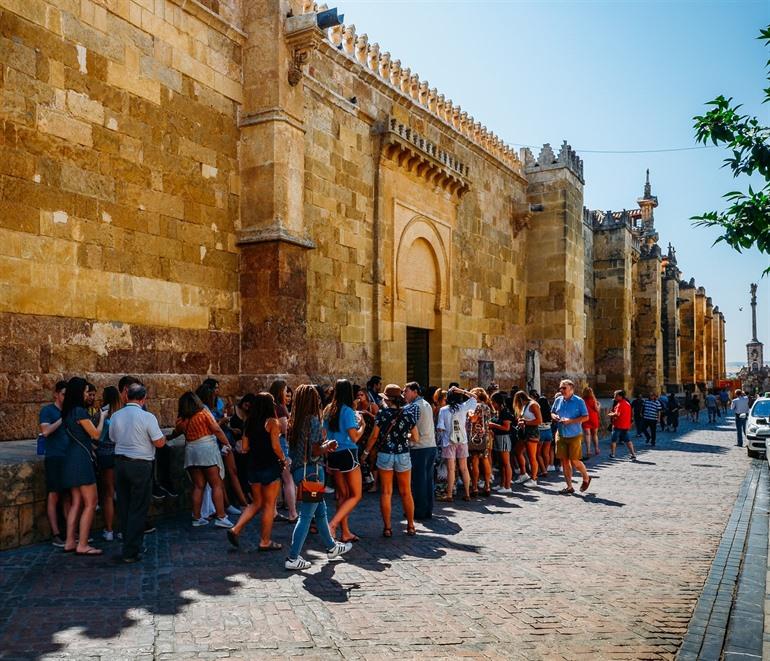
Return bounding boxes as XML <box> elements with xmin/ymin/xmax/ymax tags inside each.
<box><xmin>751</xmin><ymin>401</ymin><xmax>770</xmax><ymax>418</ymax></box>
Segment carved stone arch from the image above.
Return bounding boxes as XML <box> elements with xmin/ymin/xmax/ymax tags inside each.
<box><xmin>395</xmin><ymin>215</ymin><xmax>449</xmax><ymax>311</ymax></box>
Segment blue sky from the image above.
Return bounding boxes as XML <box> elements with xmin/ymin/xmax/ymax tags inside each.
<box><xmin>337</xmin><ymin>0</ymin><xmax>769</xmax><ymax>363</ymax></box>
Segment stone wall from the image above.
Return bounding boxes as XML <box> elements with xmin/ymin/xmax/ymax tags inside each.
<box><xmin>0</xmin><ymin>0</ymin><xmax>244</xmax><ymax>438</ymax></box>
<box><xmin>632</xmin><ymin>252</ymin><xmax>663</xmax><ymax>394</ymax></box>
<box><xmin>662</xmin><ymin>274</ymin><xmax>681</xmax><ymax>389</ymax></box>
<box><xmin>679</xmin><ymin>283</ymin><xmax>696</xmax><ymax>387</ymax></box>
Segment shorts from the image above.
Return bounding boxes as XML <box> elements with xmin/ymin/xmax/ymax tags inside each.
<box><xmin>376</xmin><ymin>452</ymin><xmax>412</xmax><ymax>473</ymax></box>
<box><xmin>97</xmin><ymin>453</ymin><xmax>115</xmax><ymax>471</ymax></box>
<box><xmin>441</xmin><ymin>443</ymin><xmax>469</xmax><ymax>460</ymax></box>
<box><xmin>611</xmin><ymin>429</ymin><xmax>630</xmax><ymax>444</ymax></box>
<box><xmin>493</xmin><ymin>434</ymin><xmax>512</xmax><ymax>452</ymax></box>
<box><xmin>326</xmin><ymin>448</ymin><xmax>360</xmax><ymax>473</ymax></box>
<box><xmin>248</xmin><ymin>465</ymin><xmax>282</xmax><ymax>486</ymax></box>
<box><xmin>539</xmin><ymin>428</ymin><xmax>553</xmax><ymax>443</ymax></box>
<box><xmin>44</xmin><ymin>456</ymin><xmax>65</xmax><ymax>493</ymax></box>
<box><xmin>556</xmin><ymin>434</ymin><xmax>583</xmax><ymax>462</ymax></box>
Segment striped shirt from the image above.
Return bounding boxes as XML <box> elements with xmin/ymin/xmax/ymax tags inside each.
<box><xmin>642</xmin><ymin>399</ymin><xmax>663</xmax><ymax>420</ymax></box>
<box><xmin>177</xmin><ymin>409</ymin><xmax>219</xmax><ymax>441</ymax></box>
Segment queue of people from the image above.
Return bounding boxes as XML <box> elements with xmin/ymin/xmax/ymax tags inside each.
<box><xmin>39</xmin><ymin>373</ymin><xmax>739</xmax><ymax>568</ymax></box>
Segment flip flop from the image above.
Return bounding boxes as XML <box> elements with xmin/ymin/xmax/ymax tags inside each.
<box><xmin>258</xmin><ymin>541</ymin><xmax>282</xmax><ymax>552</ymax></box>
<box><xmin>75</xmin><ymin>547</ymin><xmax>103</xmax><ymax>556</ymax></box>
<box><xmin>273</xmin><ymin>513</ymin><xmax>289</xmax><ymax>522</ymax></box>
<box><xmin>580</xmin><ymin>476</ymin><xmax>592</xmax><ymax>493</ymax></box>
<box><xmin>406</xmin><ymin>526</ymin><xmax>416</xmax><ymax>536</ymax></box>
<box><xmin>382</xmin><ymin>528</ymin><xmax>392</xmax><ymax>538</ymax></box>
<box><xmin>559</xmin><ymin>487</ymin><xmax>575</xmax><ymax>495</ymax></box>
<box><xmin>227</xmin><ymin>530</ymin><xmax>240</xmax><ymax>549</ymax></box>
<box><xmin>341</xmin><ymin>534</ymin><xmax>360</xmax><ymax>543</ymax></box>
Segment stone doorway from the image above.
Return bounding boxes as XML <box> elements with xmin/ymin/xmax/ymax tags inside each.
<box><xmin>407</xmin><ymin>327</ymin><xmax>431</xmax><ymax>388</ymax></box>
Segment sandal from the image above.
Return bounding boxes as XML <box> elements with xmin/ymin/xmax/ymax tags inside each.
<box><xmin>406</xmin><ymin>526</ymin><xmax>416</xmax><ymax>536</ymax></box>
<box><xmin>75</xmin><ymin>546</ymin><xmax>103</xmax><ymax>556</ymax></box>
<box><xmin>382</xmin><ymin>527</ymin><xmax>392</xmax><ymax>538</ymax></box>
<box><xmin>483</xmin><ymin>488</ymin><xmax>492</xmax><ymax>497</ymax></box>
<box><xmin>580</xmin><ymin>476</ymin><xmax>592</xmax><ymax>493</ymax></box>
<box><xmin>559</xmin><ymin>487</ymin><xmax>575</xmax><ymax>495</ymax></box>
<box><xmin>341</xmin><ymin>534</ymin><xmax>360</xmax><ymax>543</ymax></box>
<box><xmin>462</xmin><ymin>494</ymin><xmax>471</xmax><ymax>502</ymax></box>
<box><xmin>273</xmin><ymin>513</ymin><xmax>289</xmax><ymax>522</ymax></box>
<box><xmin>227</xmin><ymin>530</ymin><xmax>240</xmax><ymax>549</ymax></box>
<box><xmin>258</xmin><ymin>541</ymin><xmax>282</xmax><ymax>552</ymax></box>
<box><xmin>437</xmin><ymin>495</ymin><xmax>453</xmax><ymax>502</ymax></box>
<box><xmin>470</xmin><ymin>490</ymin><xmax>479</xmax><ymax>498</ymax></box>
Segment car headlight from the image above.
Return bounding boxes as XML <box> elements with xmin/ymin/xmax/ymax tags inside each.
<box><xmin>748</xmin><ymin>425</ymin><xmax>758</xmax><ymax>434</ymax></box>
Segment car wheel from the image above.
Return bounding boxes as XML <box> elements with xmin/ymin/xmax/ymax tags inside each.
<box><xmin>747</xmin><ymin>449</ymin><xmax>760</xmax><ymax>459</ymax></box>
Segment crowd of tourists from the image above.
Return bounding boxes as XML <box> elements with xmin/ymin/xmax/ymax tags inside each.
<box><xmin>37</xmin><ymin>374</ymin><xmax>744</xmax><ymax>567</ymax></box>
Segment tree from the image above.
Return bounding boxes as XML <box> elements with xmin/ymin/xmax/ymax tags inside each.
<box><xmin>692</xmin><ymin>25</ymin><xmax>770</xmax><ymax>274</ymax></box>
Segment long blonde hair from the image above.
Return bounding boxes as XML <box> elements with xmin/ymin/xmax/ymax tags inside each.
<box><xmin>287</xmin><ymin>384</ymin><xmax>321</xmax><ymax>452</ymax></box>
<box><xmin>512</xmin><ymin>390</ymin><xmax>531</xmax><ymax>417</ymax></box>
<box><xmin>582</xmin><ymin>386</ymin><xmax>595</xmax><ymax>401</ymax></box>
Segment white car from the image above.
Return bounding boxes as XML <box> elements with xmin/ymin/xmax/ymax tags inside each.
<box><xmin>746</xmin><ymin>396</ymin><xmax>770</xmax><ymax>458</ymax></box>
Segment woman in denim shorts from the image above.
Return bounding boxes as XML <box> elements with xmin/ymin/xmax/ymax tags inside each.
<box><xmin>361</xmin><ymin>384</ymin><xmax>419</xmax><ymax>537</ymax></box>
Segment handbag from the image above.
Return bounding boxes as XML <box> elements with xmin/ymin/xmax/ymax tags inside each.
<box><xmin>65</xmin><ymin>424</ymin><xmax>97</xmax><ymax>467</ymax></box>
<box><xmin>297</xmin><ymin>425</ymin><xmax>325</xmax><ymax>503</ymax></box>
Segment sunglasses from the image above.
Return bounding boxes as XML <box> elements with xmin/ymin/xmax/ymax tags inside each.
<box><xmin>558</xmin><ymin>386</ymin><xmax>569</xmax><ymax>391</ymax></box>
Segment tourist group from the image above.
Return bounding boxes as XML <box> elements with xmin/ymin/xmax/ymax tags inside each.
<box><xmin>37</xmin><ymin>374</ymin><xmax>738</xmax><ymax>568</ymax></box>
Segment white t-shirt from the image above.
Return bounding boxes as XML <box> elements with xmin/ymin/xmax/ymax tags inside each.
<box><xmin>109</xmin><ymin>403</ymin><xmax>164</xmax><ymax>461</ymax></box>
<box><xmin>731</xmin><ymin>396</ymin><xmax>750</xmax><ymax>417</ymax></box>
<box><xmin>436</xmin><ymin>397</ymin><xmax>477</xmax><ymax>447</ymax></box>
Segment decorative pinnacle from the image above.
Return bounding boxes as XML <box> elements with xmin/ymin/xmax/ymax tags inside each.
<box><xmin>644</xmin><ymin>168</ymin><xmax>651</xmax><ymax>198</ymax></box>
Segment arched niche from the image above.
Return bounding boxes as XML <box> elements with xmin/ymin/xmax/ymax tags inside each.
<box><xmin>395</xmin><ymin>216</ymin><xmax>449</xmax><ymax>314</ymax></box>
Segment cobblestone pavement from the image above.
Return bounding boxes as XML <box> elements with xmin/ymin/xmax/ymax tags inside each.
<box><xmin>0</xmin><ymin>415</ymin><xmax>752</xmax><ymax>660</ymax></box>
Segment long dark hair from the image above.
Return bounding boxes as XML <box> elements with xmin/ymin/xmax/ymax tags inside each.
<box><xmin>244</xmin><ymin>392</ymin><xmax>276</xmax><ymax>441</ymax></box>
<box><xmin>195</xmin><ymin>384</ymin><xmax>216</xmax><ymax>410</ymax></box>
<box><xmin>62</xmin><ymin>377</ymin><xmax>88</xmax><ymax>419</ymax></box>
<box><xmin>178</xmin><ymin>391</ymin><xmax>205</xmax><ymax>420</ymax></box>
<box><xmin>447</xmin><ymin>388</ymin><xmax>466</xmax><ymax>413</ymax></box>
<box><xmin>102</xmin><ymin>386</ymin><xmax>121</xmax><ymax>416</ymax></box>
<box><xmin>325</xmin><ymin>379</ymin><xmax>354</xmax><ymax>432</ymax></box>
<box><xmin>288</xmin><ymin>385</ymin><xmax>321</xmax><ymax>452</ymax></box>
<box><xmin>268</xmin><ymin>379</ymin><xmax>287</xmax><ymax>408</ymax></box>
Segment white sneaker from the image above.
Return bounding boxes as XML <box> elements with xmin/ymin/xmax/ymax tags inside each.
<box><xmin>477</xmin><ymin>480</ymin><xmax>485</xmax><ymax>489</ymax></box>
<box><xmin>547</xmin><ymin>465</ymin><xmax>555</xmax><ymax>472</ymax></box>
<box><xmin>214</xmin><ymin>516</ymin><xmax>234</xmax><ymax>529</ymax></box>
<box><xmin>324</xmin><ymin>486</ymin><xmax>335</xmax><ymax>494</ymax></box>
<box><xmin>192</xmin><ymin>517</ymin><xmax>209</xmax><ymax>527</ymax></box>
<box><xmin>515</xmin><ymin>474</ymin><xmax>530</xmax><ymax>484</ymax></box>
<box><xmin>285</xmin><ymin>556</ymin><xmax>312</xmax><ymax>570</ymax></box>
<box><xmin>523</xmin><ymin>478</ymin><xmax>537</xmax><ymax>487</ymax></box>
<box><xmin>102</xmin><ymin>530</ymin><xmax>114</xmax><ymax>542</ymax></box>
<box><xmin>497</xmin><ymin>487</ymin><xmax>512</xmax><ymax>494</ymax></box>
<box><xmin>327</xmin><ymin>541</ymin><xmax>352</xmax><ymax>560</ymax></box>
<box><xmin>226</xmin><ymin>505</ymin><xmax>242</xmax><ymax>516</ymax></box>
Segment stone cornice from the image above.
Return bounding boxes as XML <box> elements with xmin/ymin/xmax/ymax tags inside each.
<box><xmin>167</xmin><ymin>0</ymin><xmax>246</xmax><ymax>45</ymax></box>
<box><xmin>239</xmin><ymin>107</ymin><xmax>306</xmax><ymax>133</ymax></box>
<box><xmin>237</xmin><ymin>227</ymin><xmax>316</xmax><ymax>249</ymax></box>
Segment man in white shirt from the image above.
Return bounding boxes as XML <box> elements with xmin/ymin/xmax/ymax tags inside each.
<box><xmin>436</xmin><ymin>386</ymin><xmax>476</xmax><ymax>502</ymax></box>
<box><xmin>109</xmin><ymin>383</ymin><xmax>165</xmax><ymax>563</ymax></box>
<box><xmin>730</xmin><ymin>389</ymin><xmax>750</xmax><ymax>447</ymax></box>
<box><xmin>404</xmin><ymin>382</ymin><xmax>436</xmax><ymax>520</ymax></box>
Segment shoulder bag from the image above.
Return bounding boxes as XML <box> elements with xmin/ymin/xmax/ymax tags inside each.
<box><xmin>297</xmin><ymin>424</ymin><xmax>325</xmax><ymax>503</ymax></box>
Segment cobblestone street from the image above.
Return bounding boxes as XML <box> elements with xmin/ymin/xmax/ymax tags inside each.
<box><xmin>0</xmin><ymin>416</ymin><xmax>756</xmax><ymax>660</ymax></box>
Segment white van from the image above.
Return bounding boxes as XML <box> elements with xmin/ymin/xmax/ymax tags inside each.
<box><xmin>746</xmin><ymin>396</ymin><xmax>770</xmax><ymax>458</ymax></box>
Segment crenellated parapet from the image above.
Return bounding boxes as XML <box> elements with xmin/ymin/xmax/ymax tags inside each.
<box><xmin>299</xmin><ymin>3</ymin><xmax>522</xmax><ymax>173</ymax></box>
<box><xmin>522</xmin><ymin>141</ymin><xmax>584</xmax><ymax>183</ymax></box>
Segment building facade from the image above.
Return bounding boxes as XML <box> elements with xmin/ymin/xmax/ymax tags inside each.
<box><xmin>0</xmin><ymin>0</ymin><xmax>725</xmax><ymax>440</ymax></box>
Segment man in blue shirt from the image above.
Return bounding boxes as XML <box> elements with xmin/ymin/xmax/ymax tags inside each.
<box><xmin>551</xmin><ymin>379</ymin><xmax>592</xmax><ymax>494</ymax></box>
<box><xmin>38</xmin><ymin>381</ymin><xmax>70</xmax><ymax>547</ymax></box>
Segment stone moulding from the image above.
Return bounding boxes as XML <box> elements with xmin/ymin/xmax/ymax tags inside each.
<box><xmin>236</xmin><ymin>226</ymin><xmax>316</xmax><ymax>249</ymax></box>
<box><xmin>167</xmin><ymin>0</ymin><xmax>246</xmax><ymax>45</ymax></box>
<box><xmin>239</xmin><ymin>107</ymin><xmax>306</xmax><ymax>134</ymax></box>
<box><xmin>380</xmin><ymin>118</ymin><xmax>470</xmax><ymax>198</ymax></box>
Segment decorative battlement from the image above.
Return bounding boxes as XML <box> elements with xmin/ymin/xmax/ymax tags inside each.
<box><xmin>299</xmin><ymin>2</ymin><xmax>522</xmax><ymax>173</ymax></box>
<box><xmin>380</xmin><ymin>118</ymin><xmax>470</xmax><ymax>197</ymax></box>
<box><xmin>522</xmin><ymin>141</ymin><xmax>584</xmax><ymax>183</ymax></box>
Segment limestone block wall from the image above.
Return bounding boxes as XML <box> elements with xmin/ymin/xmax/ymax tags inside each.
<box><xmin>679</xmin><ymin>284</ymin><xmax>696</xmax><ymax>386</ymax></box>
<box><xmin>293</xmin><ymin>40</ymin><xmax>529</xmax><ymax>389</ymax></box>
<box><xmin>0</xmin><ymin>0</ymin><xmax>244</xmax><ymax>439</ymax></box>
<box><xmin>582</xmin><ymin>214</ymin><xmax>596</xmax><ymax>384</ymax></box>
<box><xmin>591</xmin><ymin>225</ymin><xmax>635</xmax><ymax>395</ymax></box>
<box><xmin>632</xmin><ymin>254</ymin><xmax>663</xmax><ymax>394</ymax></box>
<box><xmin>704</xmin><ymin>298</ymin><xmax>714</xmax><ymax>386</ymax></box>
<box><xmin>694</xmin><ymin>288</ymin><xmax>707</xmax><ymax>384</ymax></box>
<box><xmin>525</xmin><ymin>164</ymin><xmax>586</xmax><ymax>395</ymax></box>
<box><xmin>662</xmin><ymin>275</ymin><xmax>681</xmax><ymax>388</ymax></box>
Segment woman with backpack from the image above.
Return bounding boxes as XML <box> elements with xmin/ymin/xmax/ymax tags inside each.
<box><xmin>361</xmin><ymin>384</ymin><xmax>420</xmax><ymax>537</ymax></box>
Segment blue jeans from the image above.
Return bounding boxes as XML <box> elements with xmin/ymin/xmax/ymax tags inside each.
<box><xmin>410</xmin><ymin>446</ymin><xmax>436</xmax><ymax>520</ymax></box>
<box><xmin>736</xmin><ymin>416</ymin><xmax>746</xmax><ymax>446</ymax></box>
<box><xmin>289</xmin><ymin>465</ymin><xmax>335</xmax><ymax>560</ymax></box>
